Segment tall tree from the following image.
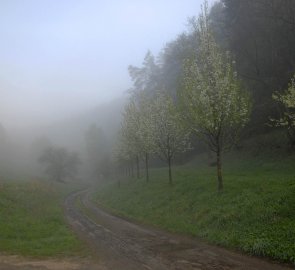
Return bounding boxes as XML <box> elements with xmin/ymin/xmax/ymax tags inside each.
<box><xmin>158</xmin><ymin>32</ymin><xmax>198</xmax><ymax>99</ymax></box>
<box><xmin>121</xmin><ymin>93</ymin><xmax>154</xmax><ymax>182</ymax></box>
<box><xmin>119</xmin><ymin>105</ymin><xmax>141</xmax><ymax>179</ymax></box>
<box><xmin>127</xmin><ymin>51</ymin><xmax>160</xmax><ymax>181</ymax></box>
<box><xmin>115</xmin><ymin>132</ymin><xmax>135</xmax><ymax>179</ymax></box>
<box><xmin>85</xmin><ymin>124</ymin><xmax>110</xmax><ymax>179</ymax></box>
<box><xmin>181</xmin><ymin>2</ymin><xmax>251</xmax><ymax>191</ymax></box>
<box><xmin>137</xmin><ymin>92</ymin><xmax>155</xmax><ymax>182</ymax></box>
<box><xmin>150</xmin><ymin>91</ymin><xmax>190</xmax><ymax>185</ymax></box>
<box><xmin>128</xmin><ymin>50</ymin><xmax>160</xmax><ymax>95</ymax></box>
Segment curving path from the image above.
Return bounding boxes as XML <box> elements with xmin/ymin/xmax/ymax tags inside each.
<box><xmin>64</xmin><ymin>189</ymin><xmax>293</xmax><ymax>270</ymax></box>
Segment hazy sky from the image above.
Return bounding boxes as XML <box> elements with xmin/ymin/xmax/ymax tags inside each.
<box><xmin>0</xmin><ymin>0</ymin><xmax>214</xmax><ymax>128</ymax></box>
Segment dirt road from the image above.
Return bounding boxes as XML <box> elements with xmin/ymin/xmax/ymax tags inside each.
<box><xmin>0</xmin><ymin>255</ymin><xmax>105</xmax><ymax>270</ymax></box>
<box><xmin>64</xmin><ymin>189</ymin><xmax>293</xmax><ymax>270</ymax></box>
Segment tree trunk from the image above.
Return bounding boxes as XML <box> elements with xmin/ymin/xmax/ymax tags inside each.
<box><xmin>136</xmin><ymin>155</ymin><xmax>140</xmax><ymax>179</ymax></box>
<box><xmin>216</xmin><ymin>149</ymin><xmax>223</xmax><ymax>192</ymax></box>
<box><xmin>168</xmin><ymin>156</ymin><xmax>172</xmax><ymax>185</ymax></box>
<box><xmin>145</xmin><ymin>152</ymin><xmax>149</xmax><ymax>183</ymax></box>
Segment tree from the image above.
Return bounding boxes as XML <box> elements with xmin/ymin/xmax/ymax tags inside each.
<box><xmin>39</xmin><ymin>146</ymin><xmax>81</xmax><ymax>183</ymax></box>
<box><xmin>120</xmin><ymin>93</ymin><xmax>154</xmax><ymax>182</ymax></box>
<box><xmin>115</xmin><ymin>121</ymin><xmax>137</xmax><ymax>179</ymax></box>
<box><xmin>158</xmin><ymin>32</ymin><xmax>198</xmax><ymax>99</ymax></box>
<box><xmin>150</xmin><ymin>91</ymin><xmax>190</xmax><ymax>185</ymax></box>
<box><xmin>272</xmin><ymin>74</ymin><xmax>295</xmax><ymax>147</ymax></box>
<box><xmin>121</xmin><ymin>100</ymin><xmax>142</xmax><ymax>179</ymax></box>
<box><xmin>181</xmin><ymin>2</ymin><xmax>251</xmax><ymax>191</ymax></box>
<box><xmin>127</xmin><ymin>51</ymin><xmax>161</xmax><ymax>182</ymax></box>
<box><xmin>135</xmin><ymin>92</ymin><xmax>155</xmax><ymax>182</ymax></box>
<box><xmin>128</xmin><ymin>51</ymin><xmax>160</xmax><ymax>95</ymax></box>
<box><xmin>85</xmin><ymin>124</ymin><xmax>110</xmax><ymax>179</ymax></box>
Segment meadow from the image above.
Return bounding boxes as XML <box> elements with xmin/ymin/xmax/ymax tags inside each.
<box><xmin>0</xmin><ymin>179</ymin><xmax>86</xmax><ymax>257</ymax></box>
<box><xmin>95</xmin><ymin>149</ymin><xmax>295</xmax><ymax>264</ymax></box>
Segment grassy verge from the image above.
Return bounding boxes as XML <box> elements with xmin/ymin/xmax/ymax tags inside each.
<box><xmin>94</xmin><ymin>152</ymin><xmax>295</xmax><ymax>264</ymax></box>
<box><xmin>0</xmin><ymin>179</ymin><xmax>86</xmax><ymax>257</ymax></box>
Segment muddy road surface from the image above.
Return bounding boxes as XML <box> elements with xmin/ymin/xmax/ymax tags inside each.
<box><xmin>64</xmin><ymin>189</ymin><xmax>293</xmax><ymax>270</ymax></box>
<box><xmin>0</xmin><ymin>255</ymin><xmax>105</xmax><ymax>270</ymax></box>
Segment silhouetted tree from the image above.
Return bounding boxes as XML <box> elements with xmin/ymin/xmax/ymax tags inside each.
<box><xmin>39</xmin><ymin>146</ymin><xmax>81</xmax><ymax>183</ymax></box>
<box><xmin>128</xmin><ymin>50</ymin><xmax>160</xmax><ymax>95</ymax></box>
<box><xmin>85</xmin><ymin>124</ymin><xmax>110</xmax><ymax>179</ymax></box>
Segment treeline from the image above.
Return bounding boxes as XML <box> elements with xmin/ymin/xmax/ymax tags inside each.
<box><xmin>115</xmin><ymin>0</ymin><xmax>295</xmax><ymax>191</ymax></box>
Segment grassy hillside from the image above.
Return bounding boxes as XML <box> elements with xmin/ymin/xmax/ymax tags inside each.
<box><xmin>0</xmin><ymin>179</ymin><xmax>85</xmax><ymax>257</ymax></box>
<box><xmin>94</xmin><ymin>151</ymin><xmax>295</xmax><ymax>264</ymax></box>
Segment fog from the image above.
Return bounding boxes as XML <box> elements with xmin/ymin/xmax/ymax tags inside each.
<box><xmin>1</xmin><ymin>1</ymin><xmax>295</xmax><ymax>267</ymax></box>
<box><xmin>0</xmin><ymin>0</ymin><xmax>213</xmax><ymax>181</ymax></box>
<box><xmin>0</xmin><ymin>0</ymin><xmax>210</xmax><ymax>129</ymax></box>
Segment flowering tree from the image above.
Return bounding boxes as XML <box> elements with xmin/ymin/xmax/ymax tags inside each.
<box><xmin>272</xmin><ymin>74</ymin><xmax>295</xmax><ymax>147</ymax></box>
<box><xmin>135</xmin><ymin>92</ymin><xmax>155</xmax><ymax>182</ymax></box>
<box><xmin>181</xmin><ymin>2</ymin><xmax>251</xmax><ymax>191</ymax></box>
<box><xmin>120</xmin><ymin>93</ymin><xmax>154</xmax><ymax>182</ymax></box>
<box><xmin>127</xmin><ymin>51</ymin><xmax>160</xmax><ymax>182</ymax></box>
<box><xmin>151</xmin><ymin>91</ymin><xmax>190</xmax><ymax>185</ymax></box>
<box><xmin>114</xmin><ymin>130</ymin><xmax>135</xmax><ymax>181</ymax></box>
<box><xmin>119</xmin><ymin>100</ymin><xmax>142</xmax><ymax>179</ymax></box>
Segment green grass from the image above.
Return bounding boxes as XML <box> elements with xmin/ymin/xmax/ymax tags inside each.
<box><xmin>94</xmin><ymin>152</ymin><xmax>295</xmax><ymax>264</ymax></box>
<box><xmin>0</xmin><ymin>179</ymin><xmax>85</xmax><ymax>257</ymax></box>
